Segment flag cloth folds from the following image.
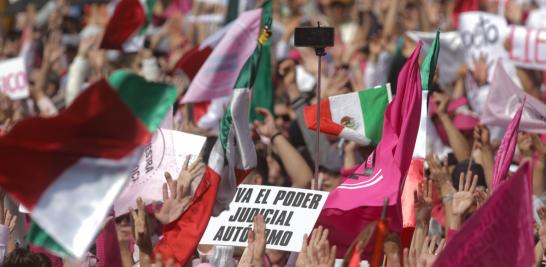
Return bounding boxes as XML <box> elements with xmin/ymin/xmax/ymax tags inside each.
<box><xmin>481</xmin><ymin>60</ymin><xmax>546</xmax><ymax>133</ymax></box>
<box><xmin>153</xmin><ymin>7</ymin><xmax>271</xmax><ymax>264</ymax></box>
<box><xmin>413</xmin><ymin>31</ymin><xmax>439</xmax><ymax>159</ymax></box>
<box><xmin>181</xmin><ymin>7</ymin><xmax>262</xmax><ymax>103</ymax></box>
<box><xmin>303</xmin><ymin>84</ymin><xmax>391</xmax><ymax>146</ymax></box>
<box><xmin>432</xmin><ymin>163</ymin><xmax>534</xmax><ymax>267</ymax></box>
<box><xmin>0</xmin><ymin>70</ymin><xmax>177</xmax><ymax>258</ymax></box>
<box><xmin>492</xmin><ymin>98</ymin><xmax>525</xmax><ymax>190</ymax></box>
<box><xmin>420</xmin><ymin>31</ymin><xmax>440</xmax><ymax>92</ymax></box>
<box><xmin>402</xmin><ymin>32</ymin><xmax>440</xmax><ymax>228</ymax></box>
<box><xmin>249</xmin><ymin>1</ymin><xmax>273</xmax><ymax>122</ymax></box>
<box><xmin>100</xmin><ymin>0</ymin><xmax>155</xmax><ymax>51</ymax></box>
<box><xmin>317</xmin><ymin>42</ymin><xmax>423</xmax><ymax>258</ymax></box>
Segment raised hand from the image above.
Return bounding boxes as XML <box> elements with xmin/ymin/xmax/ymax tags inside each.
<box><xmin>178</xmin><ymin>155</ymin><xmax>205</xmax><ymax>189</ymax></box>
<box><xmin>77</xmin><ymin>35</ymin><xmax>100</xmax><ymax>58</ymax></box>
<box><xmin>253</xmin><ymin>108</ymin><xmax>278</xmax><ymax>139</ymax></box>
<box><xmin>43</xmin><ymin>31</ymin><xmax>64</xmax><ymax>65</ymax></box>
<box><xmin>278</xmin><ymin>59</ymin><xmax>297</xmax><ymax>86</ymax></box>
<box><xmin>472</xmin><ymin>53</ymin><xmax>489</xmax><ymax>86</ymax></box>
<box><xmin>426</xmin><ymin>155</ymin><xmax>455</xmax><ymax>198</ymax></box>
<box><xmin>323</xmin><ymin>70</ymin><xmax>350</xmax><ymax>98</ymax></box>
<box><xmin>129</xmin><ymin>197</ymin><xmax>152</xmax><ymax>255</ymax></box>
<box><xmin>238</xmin><ymin>214</ymin><xmax>266</xmax><ymax>267</ymax></box>
<box><xmin>474</xmin><ymin>189</ymin><xmax>489</xmax><ymax>209</ymax></box>
<box><xmin>473</xmin><ymin>124</ymin><xmax>490</xmax><ymax>150</ymax></box>
<box><xmin>417</xmin><ymin>235</ymin><xmax>446</xmax><ymax>267</ymax></box>
<box><xmin>517</xmin><ymin>132</ymin><xmax>533</xmax><ymax>158</ymax></box>
<box><xmin>403</xmin><ymin>247</ymin><xmax>417</xmax><ymax>267</ymax></box>
<box><xmin>295</xmin><ymin>226</ymin><xmax>336</xmax><ymax>267</ymax></box>
<box><xmin>414</xmin><ymin>179</ymin><xmax>433</xmax><ymax>227</ymax></box>
<box><xmin>384</xmin><ymin>234</ymin><xmax>401</xmax><ymax>267</ymax></box>
<box><xmin>532</xmin><ymin>134</ymin><xmax>546</xmax><ymax>157</ymax></box>
<box><xmin>432</xmin><ymin>92</ymin><xmax>450</xmax><ymax>115</ymax></box>
<box><xmin>452</xmin><ymin>172</ymin><xmax>478</xmax><ymax>217</ymax></box>
<box><xmin>0</xmin><ymin>189</ymin><xmax>15</xmax><ymax>231</ymax></box>
<box><xmin>537</xmin><ymin>207</ymin><xmax>546</xmax><ymax>249</ymax></box>
<box><xmin>154</xmin><ymin>156</ymin><xmax>204</xmax><ymax>225</ymax></box>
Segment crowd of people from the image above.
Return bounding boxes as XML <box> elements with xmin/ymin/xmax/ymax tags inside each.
<box><xmin>0</xmin><ymin>0</ymin><xmax>545</xmax><ymax>266</ymax></box>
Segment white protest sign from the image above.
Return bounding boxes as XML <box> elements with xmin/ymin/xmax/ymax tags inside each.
<box><xmin>526</xmin><ymin>8</ymin><xmax>546</xmax><ymax>29</ymax></box>
<box><xmin>507</xmin><ymin>25</ymin><xmax>546</xmax><ymax>70</ymax></box>
<box><xmin>200</xmin><ymin>185</ymin><xmax>329</xmax><ymax>252</ymax></box>
<box><xmin>114</xmin><ymin>129</ymin><xmax>206</xmax><ymax>215</ymax></box>
<box><xmin>0</xmin><ymin>57</ymin><xmax>29</xmax><ymax>100</ymax></box>
<box><xmin>458</xmin><ymin>12</ymin><xmax>509</xmax><ymax>81</ymax></box>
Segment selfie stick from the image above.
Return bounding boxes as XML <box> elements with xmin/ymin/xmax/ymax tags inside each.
<box><xmin>313</xmin><ymin>22</ymin><xmax>326</xmax><ymax>190</ymax></box>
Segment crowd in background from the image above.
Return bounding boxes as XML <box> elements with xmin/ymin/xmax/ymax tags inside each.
<box><xmin>0</xmin><ymin>0</ymin><xmax>545</xmax><ymax>266</ymax></box>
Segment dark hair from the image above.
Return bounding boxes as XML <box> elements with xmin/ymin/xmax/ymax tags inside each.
<box><xmin>451</xmin><ymin>160</ymin><xmax>487</xmax><ymax>189</ymax></box>
<box><xmin>2</xmin><ymin>248</ymin><xmax>52</xmax><ymax>267</ymax></box>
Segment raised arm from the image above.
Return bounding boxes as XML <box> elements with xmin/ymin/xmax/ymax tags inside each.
<box><xmin>382</xmin><ymin>0</ymin><xmax>400</xmax><ymax>41</ymax></box>
<box><xmin>532</xmin><ymin>134</ymin><xmax>546</xmax><ymax>196</ymax></box>
<box><xmin>254</xmin><ymin>108</ymin><xmax>313</xmax><ymax>188</ymax></box>
<box><xmin>281</xmin><ymin>59</ymin><xmax>344</xmax><ymax>170</ymax></box>
<box><xmin>65</xmin><ymin>36</ymin><xmax>97</xmax><ymax>106</ymax></box>
<box><xmin>474</xmin><ymin>125</ymin><xmax>494</xmax><ymax>189</ymax></box>
<box><xmin>434</xmin><ymin>92</ymin><xmax>471</xmax><ymax>162</ymax></box>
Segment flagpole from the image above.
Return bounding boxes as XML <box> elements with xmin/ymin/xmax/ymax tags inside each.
<box><xmin>293</xmin><ymin>22</ymin><xmax>333</xmax><ymax>190</ymax></box>
<box><xmin>314</xmin><ymin>25</ymin><xmax>326</xmax><ymax>191</ymax></box>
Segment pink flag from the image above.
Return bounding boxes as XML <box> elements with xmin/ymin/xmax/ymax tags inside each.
<box><xmin>492</xmin><ymin>98</ymin><xmax>525</xmax><ymax>190</ymax></box>
<box><xmin>317</xmin><ymin>42</ymin><xmax>423</xmax><ymax>258</ymax></box>
<box><xmin>481</xmin><ymin>60</ymin><xmax>546</xmax><ymax>133</ymax></box>
<box><xmin>432</xmin><ymin>162</ymin><xmax>534</xmax><ymax>267</ymax></box>
<box><xmin>181</xmin><ymin>9</ymin><xmax>261</xmax><ymax>103</ymax></box>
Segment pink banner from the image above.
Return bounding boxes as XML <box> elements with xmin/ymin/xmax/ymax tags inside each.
<box><xmin>432</xmin><ymin>163</ymin><xmax>534</xmax><ymax>267</ymax></box>
<box><xmin>492</xmin><ymin>99</ymin><xmax>524</xmax><ymax>189</ymax></box>
<box><xmin>181</xmin><ymin>9</ymin><xmax>261</xmax><ymax>103</ymax></box>
<box><xmin>481</xmin><ymin>60</ymin><xmax>546</xmax><ymax>133</ymax></box>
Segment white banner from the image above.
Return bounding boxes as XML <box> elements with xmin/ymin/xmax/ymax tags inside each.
<box><xmin>0</xmin><ymin>57</ymin><xmax>29</xmax><ymax>100</ymax></box>
<box><xmin>114</xmin><ymin>129</ymin><xmax>206</xmax><ymax>215</ymax></box>
<box><xmin>458</xmin><ymin>12</ymin><xmax>509</xmax><ymax>80</ymax></box>
<box><xmin>507</xmin><ymin>25</ymin><xmax>546</xmax><ymax>70</ymax></box>
<box><xmin>200</xmin><ymin>185</ymin><xmax>329</xmax><ymax>252</ymax></box>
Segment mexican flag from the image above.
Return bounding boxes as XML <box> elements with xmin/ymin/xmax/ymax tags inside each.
<box><xmin>0</xmin><ymin>70</ymin><xmax>177</xmax><ymax>258</ymax></box>
<box><xmin>303</xmin><ymin>84</ymin><xmax>392</xmax><ymax>146</ymax></box>
<box><xmin>249</xmin><ymin>0</ymin><xmax>273</xmax><ymax>122</ymax></box>
<box><xmin>153</xmin><ymin>5</ymin><xmax>272</xmax><ymax>264</ymax></box>
<box><xmin>100</xmin><ymin>0</ymin><xmax>155</xmax><ymax>51</ymax></box>
<box><xmin>413</xmin><ymin>30</ymin><xmax>440</xmax><ymax>159</ymax></box>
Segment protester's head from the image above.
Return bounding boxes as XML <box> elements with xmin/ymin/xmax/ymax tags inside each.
<box><xmin>1</xmin><ymin>30</ymin><xmax>22</xmax><ymax>58</ymax></box>
<box><xmin>286</xmin><ymin>0</ymin><xmax>306</xmax><ymax>15</ymax></box>
<box><xmin>265</xmin><ymin>249</ymin><xmax>289</xmax><ymax>267</ymax></box>
<box><xmin>320</xmin><ymin>167</ymin><xmax>342</xmax><ymax>192</ymax></box>
<box><xmin>325</xmin><ymin>0</ymin><xmax>353</xmax><ymax>26</ymax></box>
<box><xmin>401</xmin><ymin>2</ymin><xmax>419</xmax><ymax>31</ymax></box>
<box><xmin>274</xmin><ymin>99</ymin><xmax>293</xmax><ymax>135</ymax></box>
<box><xmin>114</xmin><ymin>213</ymin><xmax>132</xmax><ymax>243</ymax></box>
<box><xmin>451</xmin><ymin>160</ymin><xmax>487</xmax><ymax>191</ymax></box>
<box><xmin>2</xmin><ymin>248</ymin><xmax>52</xmax><ymax>267</ymax></box>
